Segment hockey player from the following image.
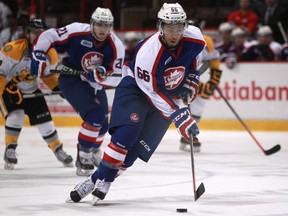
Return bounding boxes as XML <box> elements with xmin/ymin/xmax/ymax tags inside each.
<box><xmin>67</xmin><ymin>3</ymin><xmax>205</xmax><ymax>205</ymax></box>
<box><xmin>29</xmin><ymin>8</ymin><xmax>125</xmax><ymax>176</ymax></box>
<box><xmin>179</xmin><ymin>20</ymin><xmax>223</xmax><ymax>152</ymax></box>
<box><xmin>0</xmin><ymin>18</ymin><xmax>73</xmax><ymax>170</ymax></box>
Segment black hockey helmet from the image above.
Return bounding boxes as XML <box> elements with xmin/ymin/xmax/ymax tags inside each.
<box><xmin>26</xmin><ymin>18</ymin><xmax>47</xmax><ymax>33</ymax></box>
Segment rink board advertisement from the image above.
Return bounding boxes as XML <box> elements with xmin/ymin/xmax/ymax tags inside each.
<box><xmin>44</xmin><ymin>62</ymin><xmax>288</xmax><ymax>120</ymax></box>
<box><xmin>202</xmin><ymin>62</ymin><xmax>288</xmax><ymax>120</ymax></box>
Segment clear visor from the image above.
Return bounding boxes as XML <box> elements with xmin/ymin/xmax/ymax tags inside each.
<box><xmin>92</xmin><ymin>19</ymin><xmax>113</xmax><ymax>26</ymax></box>
<box><xmin>162</xmin><ymin>22</ymin><xmax>186</xmax><ymax>35</ymax></box>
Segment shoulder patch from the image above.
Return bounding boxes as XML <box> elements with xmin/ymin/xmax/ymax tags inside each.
<box><xmin>3</xmin><ymin>45</ymin><xmax>12</xmax><ymax>52</ymax></box>
<box><xmin>1</xmin><ymin>39</ymin><xmax>28</xmax><ymax>61</ymax></box>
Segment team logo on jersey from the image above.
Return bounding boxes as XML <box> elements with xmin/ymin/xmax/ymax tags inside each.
<box><xmin>81</xmin><ymin>52</ymin><xmax>104</xmax><ymax>72</ymax></box>
<box><xmin>3</xmin><ymin>45</ymin><xmax>12</xmax><ymax>52</ymax></box>
<box><xmin>164</xmin><ymin>66</ymin><xmax>185</xmax><ymax>90</ymax></box>
<box><xmin>130</xmin><ymin>113</ymin><xmax>139</xmax><ymax>123</ymax></box>
<box><xmin>80</xmin><ymin>40</ymin><xmax>93</xmax><ymax>48</ymax></box>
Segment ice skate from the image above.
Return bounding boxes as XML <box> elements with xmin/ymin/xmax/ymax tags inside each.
<box><xmin>54</xmin><ymin>144</ymin><xmax>73</xmax><ymax>167</ymax></box>
<box><xmin>4</xmin><ymin>144</ymin><xmax>18</xmax><ymax>170</ymax></box>
<box><xmin>91</xmin><ymin>179</ymin><xmax>111</xmax><ymax>205</ymax></box>
<box><xmin>67</xmin><ymin>176</ymin><xmax>95</xmax><ymax>203</ymax></box>
<box><xmin>179</xmin><ymin>137</ymin><xmax>201</xmax><ymax>153</ymax></box>
<box><xmin>92</xmin><ymin>148</ymin><xmax>102</xmax><ymax>167</ymax></box>
<box><xmin>75</xmin><ymin>144</ymin><xmax>94</xmax><ymax>176</ymax></box>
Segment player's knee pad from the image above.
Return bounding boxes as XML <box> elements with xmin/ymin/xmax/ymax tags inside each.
<box><xmin>6</xmin><ymin>109</ymin><xmax>25</xmax><ymax>128</ymax></box>
<box><xmin>111</xmin><ymin>125</ymin><xmax>141</xmax><ymax>151</ymax></box>
<box><xmin>36</xmin><ymin>121</ymin><xmax>56</xmax><ymax>136</ymax></box>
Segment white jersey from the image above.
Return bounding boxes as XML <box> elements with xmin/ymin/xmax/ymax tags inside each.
<box><xmin>126</xmin><ymin>25</ymin><xmax>205</xmax><ymax>118</ymax></box>
<box><xmin>32</xmin><ymin>22</ymin><xmax>125</xmax><ymax>89</ymax></box>
<box><xmin>0</xmin><ymin>39</ymin><xmax>58</xmax><ymax>94</ymax></box>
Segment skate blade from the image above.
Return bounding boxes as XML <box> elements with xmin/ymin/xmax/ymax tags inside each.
<box><xmin>193</xmin><ymin>146</ymin><xmax>201</xmax><ymax>153</ymax></box>
<box><xmin>179</xmin><ymin>144</ymin><xmax>201</xmax><ymax>153</ymax></box>
<box><xmin>4</xmin><ymin>163</ymin><xmax>15</xmax><ymax>170</ymax></box>
<box><xmin>91</xmin><ymin>196</ymin><xmax>101</xmax><ymax>206</ymax></box>
<box><xmin>66</xmin><ymin>196</ymin><xmax>73</xmax><ymax>203</ymax></box>
<box><xmin>63</xmin><ymin>162</ymin><xmax>74</xmax><ymax>168</ymax></box>
<box><xmin>76</xmin><ymin>168</ymin><xmax>94</xmax><ymax>176</ymax></box>
<box><xmin>179</xmin><ymin>143</ymin><xmax>190</xmax><ymax>152</ymax></box>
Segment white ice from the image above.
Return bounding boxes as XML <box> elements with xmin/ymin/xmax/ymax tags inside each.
<box><xmin>0</xmin><ymin>127</ymin><xmax>287</xmax><ymax>216</ymax></box>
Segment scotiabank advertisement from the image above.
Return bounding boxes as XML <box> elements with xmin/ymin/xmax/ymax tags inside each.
<box><xmin>44</xmin><ymin>62</ymin><xmax>288</xmax><ymax>120</ymax></box>
<box><xmin>202</xmin><ymin>62</ymin><xmax>288</xmax><ymax>120</ymax></box>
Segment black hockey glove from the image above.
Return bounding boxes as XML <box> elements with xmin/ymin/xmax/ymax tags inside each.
<box><xmin>5</xmin><ymin>81</ymin><xmax>23</xmax><ymax>104</ymax></box>
<box><xmin>53</xmin><ymin>86</ymin><xmax>64</xmax><ymax>99</ymax></box>
<box><xmin>198</xmin><ymin>69</ymin><xmax>222</xmax><ymax>99</ymax></box>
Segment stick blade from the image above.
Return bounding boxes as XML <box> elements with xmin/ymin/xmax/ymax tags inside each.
<box><xmin>264</xmin><ymin>144</ymin><xmax>281</xmax><ymax>156</ymax></box>
<box><xmin>194</xmin><ymin>182</ymin><xmax>205</xmax><ymax>201</ymax></box>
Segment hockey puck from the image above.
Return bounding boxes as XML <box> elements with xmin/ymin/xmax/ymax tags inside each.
<box><xmin>176</xmin><ymin>208</ymin><xmax>188</xmax><ymax>213</ymax></box>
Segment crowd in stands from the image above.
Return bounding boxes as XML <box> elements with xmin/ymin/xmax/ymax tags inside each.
<box><xmin>1</xmin><ymin>0</ymin><xmax>287</xmax><ymax>62</ymax></box>
<box><xmin>217</xmin><ymin>0</ymin><xmax>288</xmax><ymax>64</ymax></box>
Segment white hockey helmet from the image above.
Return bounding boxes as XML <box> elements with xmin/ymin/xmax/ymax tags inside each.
<box><xmin>231</xmin><ymin>27</ymin><xmax>245</xmax><ymax>37</ymax></box>
<box><xmin>91</xmin><ymin>7</ymin><xmax>114</xmax><ymax>25</ymax></box>
<box><xmin>157</xmin><ymin>3</ymin><xmax>187</xmax><ymax>24</ymax></box>
<box><xmin>218</xmin><ymin>22</ymin><xmax>233</xmax><ymax>33</ymax></box>
<box><xmin>257</xmin><ymin>26</ymin><xmax>273</xmax><ymax>36</ymax></box>
<box><xmin>124</xmin><ymin>31</ymin><xmax>140</xmax><ymax>41</ymax></box>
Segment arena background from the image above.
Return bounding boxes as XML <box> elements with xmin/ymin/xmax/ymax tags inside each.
<box><xmin>0</xmin><ymin>0</ymin><xmax>287</xmax><ymax>131</ymax></box>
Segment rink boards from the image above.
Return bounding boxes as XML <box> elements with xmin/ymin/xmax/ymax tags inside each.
<box><xmin>0</xmin><ymin>62</ymin><xmax>287</xmax><ymax>131</ymax></box>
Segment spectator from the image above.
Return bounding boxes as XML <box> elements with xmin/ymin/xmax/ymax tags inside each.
<box><xmin>230</xmin><ymin>27</ymin><xmax>258</xmax><ymax>58</ymax></box>
<box><xmin>280</xmin><ymin>43</ymin><xmax>288</xmax><ymax>60</ymax></box>
<box><xmin>215</xmin><ymin>22</ymin><xmax>234</xmax><ymax>61</ymax></box>
<box><xmin>228</xmin><ymin>0</ymin><xmax>259</xmax><ymax>36</ymax></box>
<box><xmin>123</xmin><ymin>31</ymin><xmax>141</xmax><ymax>64</ymax></box>
<box><xmin>258</xmin><ymin>0</ymin><xmax>288</xmax><ymax>44</ymax></box>
<box><xmin>240</xmin><ymin>25</ymin><xmax>282</xmax><ymax>60</ymax></box>
<box><xmin>230</xmin><ymin>27</ymin><xmax>247</xmax><ymax>60</ymax></box>
<box><xmin>16</xmin><ymin>0</ymin><xmax>29</xmax><ymax>28</ymax></box>
<box><xmin>0</xmin><ymin>14</ymin><xmax>24</xmax><ymax>48</ymax></box>
<box><xmin>0</xmin><ymin>0</ymin><xmax>12</xmax><ymax>30</ymax></box>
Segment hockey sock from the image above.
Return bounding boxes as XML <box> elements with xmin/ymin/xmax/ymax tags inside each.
<box><xmin>91</xmin><ymin>142</ymin><xmax>128</xmax><ymax>182</ymax></box>
<box><xmin>36</xmin><ymin>121</ymin><xmax>62</xmax><ymax>151</ymax></box>
<box><xmin>78</xmin><ymin>122</ymin><xmax>100</xmax><ymax>149</ymax></box>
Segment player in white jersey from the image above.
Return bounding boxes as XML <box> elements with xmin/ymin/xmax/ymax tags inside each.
<box><xmin>67</xmin><ymin>3</ymin><xmax>206</xmax><ymax>205</ymax></box>
<box><xmin>29</xmin><ymin>8</ymin><xmax>125</xmax><ymax>176</ymax></box>
<box><xmin>0</xmin><ymin>19</ymin><xmax>73</xmax><ymax>170</ymax></box>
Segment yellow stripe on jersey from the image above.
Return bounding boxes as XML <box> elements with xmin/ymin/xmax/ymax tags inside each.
<box><xmin>1</xmin><ymin>39</ymin><xmax>28</xmax><ymax>61</ymax></box>
<box><xmin>203</xmin><ymin>35</ymin><xmax>214</xmax><ymax>53</ymax></box>
<box><xmin>42</xmin><ymin>74</ymin><xmax>59</xmax><ymax>90</ymax></box>
<box><xmin>47</xmin><ymin>48</ymin><xmax>58</xmax><ymax>65</ymax></box>
<box><xmin>203</xmin><ymin>35</ymin><xmax>220</xmax><ymax>69</ymax></box>
<box><xmin>0</xmin><ymin>75</ymin><xmax>8</xmax><ymax>95</ymax></box>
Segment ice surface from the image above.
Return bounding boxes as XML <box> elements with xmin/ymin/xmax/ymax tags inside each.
<box><xmin>0</xmin><ymin>127</ymin><xmax>287</xmax><ymax>216</ymax></box>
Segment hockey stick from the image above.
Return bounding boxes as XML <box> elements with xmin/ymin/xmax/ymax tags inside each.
<box><xmin>198</xmin><ymin>60</ymin><xmax>210</xmax><ymax>75</ymax></box>
<box><xmin>23</xmin><ymin>91</ymin><xmax>62</xmax><ymax>99</ymax></box>
<box><xmin>189</xmin><ymin>133</ymin><xmax>205</xmax><ymax>201</ymax></box>
<box><xmin>50</xmin><ymin>68</ymin><xmax>122</xmax><ymax>77</ymax></box>
<box><xmin>50</xmin><ymin>61</ymin><xmax>210</xmax><ymax>78</ymax></box>
<box><xmin>215</xmin><ymin>87</ymin><xmax>281</xmax><ymax>156</ymax></box>
<box><xmin>184</xmin><ymin>60</ymin><xmax>209</xmax><ymax>201</ymax></box>
<box><xmin>277</xmin><ymin>22</ymin><xmax>288</xmax><ymax>43</ymax></box>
